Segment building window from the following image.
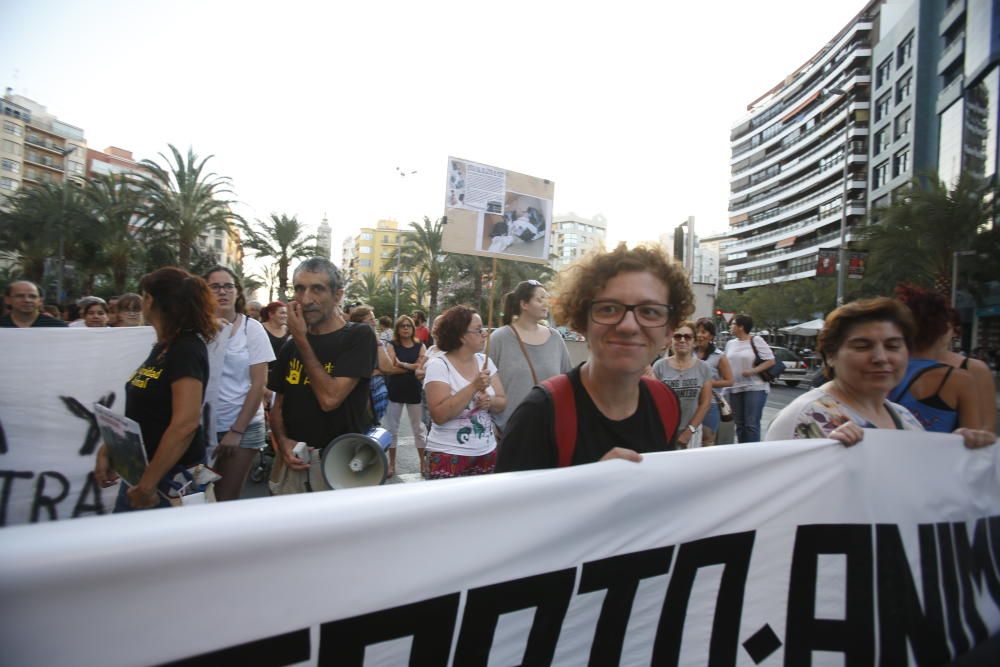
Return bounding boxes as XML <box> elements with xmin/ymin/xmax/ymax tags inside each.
<box><xmin>874</xmin><ymin>128</ymin><xmax>889</xmax><ymax>155</ymax></box>
<box><xmin>383</xmin><ymin>235</ymin><xmax>389</xmax><ymax>243</ymax></box>
<box><xmin>873</xmin><ymin>161</ymin><xmax>889</xmax><ymax>188</ymax></box>
<box><xmin>360</xmin><ymin>233</ymin><xmax>373</xmax><ymax>241</ymax></box>
<box><xmin>892</xmin><ymin>148</ymin><xmax>910</xmax><ymax>177</ymax></box>
<box><xmin>0</xmin><ymin>177</ymin><xmax>16</xmax><ymax>191</ymax></box>
<box><xmin>359</xmin><ymin>245</ymin><xmax>372</xmax><ymax>254</ymax></box>
<box><xmin>3</xmin><ymin>121</ymin><xmax>21</xmax><ymax>136</ymax></box>
<box><xmin>897</xmin><ymin>34</ymin><xmax>913</xmax><ymax>67</ymax></box>
<box><xmin>359</xmin><ymin>259</ymin><xmax>372</xmax><ymax>268</ymax></box>
<box><xmin>894</xmin><ymin>109</ymin><xmax>911</xmax><ymax>140</ymax></box>
<box><xmin>876</xmin><ymin>57</ymin><xmax>892</xmax><ymax>89</ymax></box>
<box><xmin>68</xmin><ymin>160</ymin><xmax>84</xmax><ymax>175</ymax></box>
<box><xmin>895</xmin><ymin>73</ymin><xmax>912</xmax><ymax>104</ymax></box>
<box><xmin>2</xmin><ymin>139</ymin><xmax>21</xmax><ymax>155</ymax></box>
<box><xmin>875</xmin><ymin>93</ymin><xmax>891</xmax><ymax>122</ymax></box>
<box><xmin>1</xmin><ymin>158</ymin><xmax>19</xmax><ymax>173</ymax></box>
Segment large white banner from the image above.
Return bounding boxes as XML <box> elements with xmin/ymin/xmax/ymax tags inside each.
<box><xmin>1</xmin><ymin>430</ymin><xmax>998</xmax><ymax>666</ymax></box>
<box><xmin>0</xmin><ymin>328</ymin><xmax>156</xmax><ymax>525</ymax></box>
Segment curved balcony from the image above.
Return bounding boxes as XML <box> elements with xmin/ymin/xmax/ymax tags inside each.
<box><xmin>723</xmin><ymin>210</ymin><xmax>841</xmax><ymax>255</ymax></box>
<box><xmin>725</xmin><ymin>229</ymin><xmax>841</xmax><ymax>272</ymax></box>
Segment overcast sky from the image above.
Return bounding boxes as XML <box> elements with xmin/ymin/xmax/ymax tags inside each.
<box><xmin>2</xmin><ymin>0</ymin><xmax>867</xmax><ymax>251</ymax></box>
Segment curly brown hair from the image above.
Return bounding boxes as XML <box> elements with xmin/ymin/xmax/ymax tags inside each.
<box><xmin>893</xmin><ymin>283</ymin><xmax>955</xmax><ymax>351</ymax></box>
<box><xmin>432</xmin><ymin>305</ymin><xmax>477</xmax><ymax>352</ymax></box>
<box><xmin>140</xmin><ymin>267</ymin><xmax>218</xmax><ymax>346</ymax></box>
<box><xmin>551</xmin><ymin>243</ymin><xmax>694</xmax><ymax>333</ymax></box>
<box><xmin>818</xmin><ymin>297</ymin><xmax>915</xmax><ymax>379</ymax></box>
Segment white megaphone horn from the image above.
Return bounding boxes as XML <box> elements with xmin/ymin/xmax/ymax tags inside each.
<box><xmin>321</xmin><ymin>427</ymin><xmax>394</xmax><ymax>489</ymax></box>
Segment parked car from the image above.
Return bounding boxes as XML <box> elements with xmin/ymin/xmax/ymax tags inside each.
<box><xmin>770</xmin><ymin>346</ymin><xmax>809</xmax><ymax>387</ymax></box>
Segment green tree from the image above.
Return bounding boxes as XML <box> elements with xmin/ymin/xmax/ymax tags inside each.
<box><xmin>239</xmin><ymin>213</ymin><xmax>316</xmax><ymax>296</ymax></box>
<box><xmin>857</xmin><ymin>173</ymin><xmax>993</xmax><ymax>298</ymax></box>
<box><xmin>399</xmin><ymin>216</ymin><xmax>448</xmax><ymax>320</ymax></box>
<box><xmin>408</xmin><ymin>268</ymin><xmax>429</xmax><ymax>308</ymax></box>
<box><xmin>346</xmin><ymin>272</ymin><xmax>389</xmax><ymax>304</ymax></box>
<box><xmin>81</xmin><ymin>173</ymin><xmax>147</xmax><ymax>294</ymax></box>
<box><xmin>138</xmin><ymin>144</ymin><xmax>239</xmax><ymax>269</ymax></box>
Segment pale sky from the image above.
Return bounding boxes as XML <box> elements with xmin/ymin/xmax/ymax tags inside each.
<box><xmin>2</xmin><ymin>0</ymin><xmax>866</xmax><ymax>252</ymax></box>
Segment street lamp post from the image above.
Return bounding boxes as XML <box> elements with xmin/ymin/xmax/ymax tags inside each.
<box><xmin>951</xmin><ymin>250</ymin><xmax>976</xmax><ymax>306</ymax></box>
<box><xmin>56</xmin><ymin>145</ymin><xmax>78</xmax><ymax>303</ymax></box>
<box><xmin>823</xmin><ymin>88</ymin><xmax>851</xmax><ymax>306</ymax></box>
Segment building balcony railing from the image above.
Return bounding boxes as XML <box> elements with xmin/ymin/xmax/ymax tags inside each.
<box><xmin>723</xmin><ymin>209</ymin><xmax>836</xmax><ymax>253</ymax></box>
<box><xmin>722</xmin><ymin>266</ymin><xmax>819</xmax><ymax>290</ymax></box>
<box><xmin>724</xmin><ymin>229</ymin><xmax>841</xmax><ymax>272</ymax></box>
<box><xmin>727</xmin><ymin>180</ymin><xmax>867</xmax><ymax>241</ymax></box>
<box><xmin>24</xmin><ymin>135</ymin><xmax>64</xmax><ymax>154</ymax></box>
<box><xmin>23</xmin><ymin>154</ymin><xmax>64</xmax><ymax>172</ymax></box>
<box><xmin>937</xmin><ymin>35</ymin><xmax>965</xmax><ymax>76</ymax></box>
<box><xmin>939</xmin><ymin>0</ymin><xmax>965</xmax><ymax>35</ymax></box>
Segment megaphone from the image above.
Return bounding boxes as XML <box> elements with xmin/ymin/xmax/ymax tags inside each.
<box><xmin>321</xmin><ymin>427</ymin><xmax>394</xmax><ymax>489</ymax></box>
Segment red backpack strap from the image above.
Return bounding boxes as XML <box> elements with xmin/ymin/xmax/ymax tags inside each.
<box><xmin>540</xmin><ymin>374</ymin><xmax>576</xmax><ymax>467</ymax></box>
<box><xmin>640</xmin><ymin>376</ymin><xmax>681</xmax><ymax>445</ymax></box>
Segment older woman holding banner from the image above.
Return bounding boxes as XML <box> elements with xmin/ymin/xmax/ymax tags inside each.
<box><xmin>766</xmin><ymin>297</ymin><xmax>995</xmax><ymax>449</ymax></box>
<box><xmin>497</xmin><ymin>244</ymin><xmax>693</xmax><ymax>470</ymax></box>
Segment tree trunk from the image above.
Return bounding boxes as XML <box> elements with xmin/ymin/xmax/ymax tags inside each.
<box><xmin>179</xmin><ymin>241</ymin><xmax>192</xmax><ymax>269</ymax></box>
<box><xmin>278</xmin><ymin>256</ymin><xmax>289</xmax><ymax>297</ymax></box>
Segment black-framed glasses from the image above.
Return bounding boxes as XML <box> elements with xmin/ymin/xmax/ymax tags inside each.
<box><xmin>672</xmin><ymin>332</ymin><xmax>694</xmax><ymax>341</ymax></box>
<box><xmin>589</xmin><ymin>300</ymin><xmax>673</xmax><ymax>328</ymax></box>
<box><xmin>466</xmin><ymin>328</ymin><xmax>488</xmax><ymax>335</ymax></box>
<box><xmin>208</xmin><ymin>283</ymin><xmax>237</xmax><ymax>292</ymax></box>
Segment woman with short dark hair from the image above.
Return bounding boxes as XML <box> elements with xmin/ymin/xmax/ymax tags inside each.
<box><xmin>766</xmin><ymin>297</ymin><xmax>995</xmax><ymax>449</ymax></box>
<box><xmin>114</xmin><ymin>293</ymin><xmax>144</xmax><ymax>327</ymax></box>
<box><xmin>94</xmin><ymin>267</ymin><xmax>218</xmax><ymax>510</ymax></box>
<box><xmin>423</xmin><ymin>306</ymin><xmax>506</xmax><ymax>478</ymax></box>
<box><xmin>724</xmin><ymin>314</ymin><xmax>775</xmax><ymax>443</ymax></box>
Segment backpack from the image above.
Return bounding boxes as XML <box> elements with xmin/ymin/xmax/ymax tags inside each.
<box><xmin>540</xmin><ymin>374</ymin><xmax>681</xmax><ymax>467</ymax></box>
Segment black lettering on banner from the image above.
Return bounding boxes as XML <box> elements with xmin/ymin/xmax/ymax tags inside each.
<box><xmin>785</xmin><ymin>524</ymin><xmax>874</xmax><ymax>665</ymax></box>
<box><xmin>875</xmin><ymin>524</ymin><xmax>949</xmax><ymax>665</ymax></box>
<box><xmin>0</xmin><ymin>418</ymin><xmax>7</xmax><ymax>454</ymax></box>
<box><xmin>319</xmin><ymin>593</ymin><xmax>460</xmax><ymax>666</ymax></box>
<box><xmin>162</xmin><ymin>627</ymin><xmax>310</xmax><ymax>667</ymax></box>
<box><xmin>72</xmin><ymin>472</ymin><xmax>107</xmax><ymax>518</ymax></box>
<box><xmin>967</xmin><ymin>517</ymin><xmax>1000</xmax><ymax>608</ymax></box>
<box><xmin>59</xmin><ymin>392</ymin><xmax>114</xmax><ymax>456</ymax></box>
<box><xmin>651</xmin><ymin>531</ymin><xmax>756</xmax><ymax>666</ymax></box>
<box><xmin>30</xmin><ymin>471</ymin><xmax>70</xmax><ymax>522</ymax></box>
<box><xmin>454</xmin><ymin>568</ymin><xmax>575</xmax><ymax>666</ymax></box>
<box><xmin>578</xmin><ymin>546</ymin><xmax>675</xmax><ymax>666</ymax></box>
<box><xmin>0</xmin><ymin>470</ymin><xmax>33</xmax><ymax>526</ymax></box>
<box><xmin>950</xmin><ymin>521</ymin><xmax>991</xmax><ymax>645</ymax></box>
<box><xmin>937</xmin><ymin>522</ymin><xmax>971</xmax><ymax>655</ymax></box>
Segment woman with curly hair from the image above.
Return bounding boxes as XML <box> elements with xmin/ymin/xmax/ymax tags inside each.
<box><xmin>497</xmin><ymin>243</ymin><xmax>694</xmax><ymax>471</ymax></box>
<box><xmin>94</xmin><ymin>267</ymin><xmax>219</xmax><ymax>510</ymax></box>
<box><xmin>423</xmin><ymin>306</ymin><xmax>507</xmax><ymax>479</ymax></box>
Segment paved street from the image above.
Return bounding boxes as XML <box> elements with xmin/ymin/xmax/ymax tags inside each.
<box><xmin>243</xmin><ymin>383</ymin><xmax>812</xmax><ymax>497</ymax></box>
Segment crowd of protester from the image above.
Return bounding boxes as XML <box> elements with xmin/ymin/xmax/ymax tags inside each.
<box><xmin>2</xmin><ymin>242</ymin><xmax>997</xmax><ymax>510</ymax></box>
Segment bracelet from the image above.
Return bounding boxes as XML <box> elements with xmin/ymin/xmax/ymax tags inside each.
<box><xmin>230</xmin><ymin>428</ymin><xmax>245</xmax><ymax>435</ymax></box>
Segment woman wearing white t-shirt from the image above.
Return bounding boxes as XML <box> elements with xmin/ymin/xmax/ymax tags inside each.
<box><xmin>423</xmin><ymin>306</ymin><xmax>507</xmax><ymax>479</ymax></box>
<box><xmin>204</xmin><ymin>267</ymin><xmax>276</xmax><ymax>500</ymax></box>
<box><xmin>724</xmin><ymin>314</ymin><xmax>775</xmax><ymax>443</ymax></box>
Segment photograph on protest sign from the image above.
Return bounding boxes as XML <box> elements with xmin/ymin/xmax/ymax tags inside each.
<box><xmin>93</xmin><ymin>403</ymin><xmax>147</xmax><ymax>487</ymax></box>
<box><xmin>443</xmin><ymin>156</ymin><xmax>555</xmax><ymax>266</ymax></box>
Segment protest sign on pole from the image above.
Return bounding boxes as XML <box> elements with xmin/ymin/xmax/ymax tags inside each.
<box><xmin>1</xmin><ymin>430</ymin><xmax>998</xmax><ymax>666</ymax></box>
<box><xmin>443</xmin><ymin>156</ymin><xmax>555</xmax><ymax>265</ymax></box>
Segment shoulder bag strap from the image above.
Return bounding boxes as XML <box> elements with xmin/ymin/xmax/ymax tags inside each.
<box><xmin>640</xmin><ymin>376</ymin><xmax>681</xmax><ymax>444</ymax></box>
<box><xmin>509</xmin><ymin>325</ymin><xmax>540</xmax><ymax>386</ymax></box>
<box><xmin>541</xmin><ymin>374</ymin><xmax>576</xmax><ymax>467</ymax></box>
<box><xmin>884</xmin><ymin>401</ymin><xmax>905</xmax><ymax>430</ymax></box>
<box><xmin>890</xmin><ymin>362</ymin><xmax>946</xmax><ymax>402</ymax></box>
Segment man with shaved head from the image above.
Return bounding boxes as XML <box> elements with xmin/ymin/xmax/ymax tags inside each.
<box><xmin>1</xmin><ymin>281</ymin><xmax>68</xmax><ymax>327</ymax></box>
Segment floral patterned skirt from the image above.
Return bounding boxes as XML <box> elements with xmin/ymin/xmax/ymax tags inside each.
<box><xmin>426</xmin><ymin>450</ymin><xmax>497</xmax><ymax>479</ymax></box>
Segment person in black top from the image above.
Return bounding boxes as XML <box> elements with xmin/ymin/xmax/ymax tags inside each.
<box><xmin>94</xmin><ymin>267</ymin><xmax>218</xmax><ymax>510</ymax></box>
<box><xmin>383</xmin><ymin>314</ymin><xmax>427</xmax><ymax>476</ymax></box>
<box><xmin>497</xmin><ymin>244</ymin><xmax>694</xmax><ymax>471</ymax></box>
<box><xmin>268</xmin><ymin>258</ymin><xmax>377</xmax><ymax>481</ymax></box>
<box><xmin>1</xmin><ymin>281</ymin><xmax>68</xmax><ymax>327</ymax></box>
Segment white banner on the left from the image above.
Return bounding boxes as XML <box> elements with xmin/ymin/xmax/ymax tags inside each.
<box><xmin>0</xmin><ymin>328</ymin><xmax>156</xmax><ymax>525</ymax></box>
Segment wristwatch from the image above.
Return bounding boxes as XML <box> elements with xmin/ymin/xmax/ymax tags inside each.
<box><xmin>688</xmin><ymin>424</ymin><xmax>698</xmax><ymax>434</ymax></box>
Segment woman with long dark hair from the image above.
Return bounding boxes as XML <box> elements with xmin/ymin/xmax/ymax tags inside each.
<box><xmin>94</xmin><ymin>267</ymin><xmax>218</xmax><ymax>510</ymax></box>
<box><xmin>383</xmin><ymin>314</ymin><xmax>427</xmax><ymax>477</ymax></box>
<box><xmin>201</xmin><ymin>266</ymin><xmax>275</xmax><ymax>501</ymax></box>
<box><xmin>488</xmin><ymin>280</ymin><xmax>571</xmax><ymax>433</ymax></box>
<box><xmin>724</xmin><ymin>314</ymin><xmax>775</xmax><ymax>443</ymax></box>
<box><xmin>694</xmin><ymin>318</ymin><xmax>734</xmax><ymax>445</ymax></box>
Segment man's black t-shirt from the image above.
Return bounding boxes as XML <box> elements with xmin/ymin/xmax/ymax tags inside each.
<box><xmin>268</xmin><ymin>322</ymin><xmax>377</xmax><ymax>448</ymax></box>
<box><xmin>0</xmin><ymin>313</ymin><xmax>68</xmax><ymax>327</ymax></box>
<box><xmin>496</xmin><ymin>365</ymin><xmax>677</xmax><ymax>471</ymax></box>
<box><xmin>125</xmin><ymin>331</ymin><xmax>208</xmax><ymax>467</ymax></box>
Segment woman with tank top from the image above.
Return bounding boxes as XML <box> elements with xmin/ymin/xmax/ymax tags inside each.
<box><xmin>694</xmin><ymin>318</ymin><xmax>734</xmax><ymax>445</ymax></box>
<box><xmin>891</xmin><ymin>285</ymin><xmax>982</xmax><ymax>432</ymax></box>
<box><xmin>383</xmin><ymin>315</ymin><xmax>427</xmax><ymax>477</ymax></box>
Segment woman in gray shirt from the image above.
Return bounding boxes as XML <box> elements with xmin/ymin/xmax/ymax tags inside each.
<box><xmin>651</xmin><ymin>320</ymin><xmax>713</xmax><ymax>448</ymax></box>
<box><xmin>488</xmin><ymin>280</ymin><xmax>572</xmax><ymax>431</ymax></box>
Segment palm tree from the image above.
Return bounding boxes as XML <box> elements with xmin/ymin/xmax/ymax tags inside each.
<box><xmin>857</xmin><ymin>173</ymin><xmax>993</xmax><ymax>297</ymax></box>
<box><xmin>346</xmin><ymin>272</ymin><xmax>388</xmax><ymax>304</ymax></box>
<box><xmin>81</xmin><ymin>173</ymin><xmax>147</xmax><ymax>293</ymax></box>
<box><xmin>138</xmin><ymin>144</ymin><xmax>239</xmax><ymax>268</ymax></box>
<box><xmin>239</xmin><ymin>213</ymin><xmax>316</xmax><ymax>296</ymax></box>
<box><xmin>399</xmin><ymin>216</ymin><xmax>448</xmax><ymax>319</ymax></box>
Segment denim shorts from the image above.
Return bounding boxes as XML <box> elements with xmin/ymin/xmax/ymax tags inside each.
<box><xmin>216</xmin><ymin>419</ymin><xmax>266</xmax><ymax>450</ymax></box>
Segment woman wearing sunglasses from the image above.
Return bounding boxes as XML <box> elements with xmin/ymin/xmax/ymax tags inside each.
<box><xmin>651</xmin><ymin>321</ymin><xmax>712</xmax><ymax>448</ymax></box>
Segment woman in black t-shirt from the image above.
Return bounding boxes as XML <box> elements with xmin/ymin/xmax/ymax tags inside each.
<box><xmin>94</xmin><ymin>267</ymin><xmax>218</xmax><ymax>511</ymax></box>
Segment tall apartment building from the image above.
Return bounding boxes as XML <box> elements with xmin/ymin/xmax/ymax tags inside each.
<box><xmin>1</xmin><ymin>92</ymin><xmax>87</xmax><ymax>207</ymax></box>
<box><xmin>87</xmin><ymin>146</ymin><xmax>145</xmax><ymax>179</ymax></box>
<box><xmin>343</xmin><ymin>219</ymin><xmax>413</xmax><ymax>285</ymax></box>
<box><xmin>315</xmin><ymin>215</ymin><xmax>332</xmax><ymax>260</ymax></box>
<box><xmin>551</xmin><ymin>213</ymin><xmax>608</xmax><ymax>270</ymax></box>
<box><xmin>722</xmin><ymin>7</ymin><xmax>878</xmax><ymax>291</ymax></box>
